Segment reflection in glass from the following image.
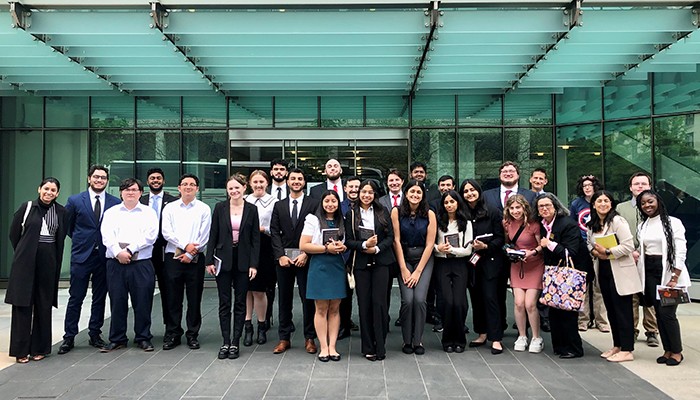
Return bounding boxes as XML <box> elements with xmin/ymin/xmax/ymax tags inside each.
<box><xmin>184</xmin><ymin>96</ymin><xmax>226</xmax><ymax>127</ymax></box>
<box><xmin>505</xmin><ymin>93</ymin><xmax>552</xmax><ymax>125</ymax></box>
<box><xmin>653</xmin><ymin>71</ymin><xmax>700</xmax><ymax>115</ymax></box>
<box><xmin>229</xmin><ymin>97</ymin><xmax>273</xmax><ymax>128</ymax></box>
<box><xmin>90</xmin><ymin>129</ymin><xmax>134</xmax><ymax>195</ymax></box>
<box><xmin>136</xmin><ymin>130</ymin><xmax>180</xmax><ymax>191</ymax></box>
<box><xmin>91</xmin><ymin>96</ymin><xmax>134</xmax><ymax>128</ymax></box>
<box><xmin>355</xmin><ymin>140</ymin><xmax>409</xmax><ymax>196</ymax></box>
<box><xmin>556</xmin><ymin>87</ymin><xmax>602</xmax><ymax>124</ymax></box>
<box><xmin>458</xmin><ymin>128</ymin><xmax>501</xmax><ymax>189</ymax></box>
<box><xmin>46</xmin><ymin>97</ymin><xmax>89</xmax><ymax>128</ymax></box>
<box><xmin>412</xmin><ymin>95</ymin><xmax>455</xmax><ymax>127</ymax></box>
<box><xmin>183</xmin><ymin>130</ymin><xmax>228</xmax><ymax>202</ymax></box>
<box><xmin>412</xmin><ymin>129</ymin><xmax>456</xmax><ymax>187</ymax></box>
<box><xmin>295</xmin><ymin>140</ymin><xmax>355</xmax><ymax>189</ymax></box>
<box><xmin>604</xmin><ymin>119</ymin><xmax>651</xmax><ymax>200</ymax></box>
<box><xmin>366</xmin><ymin>95</ymin><xmax>408</xmax><ymax>127</ymax></box>
<box><xmin>458</xmin><ymin>94</ymin><xmax>502</xmax><ymax>126</ymax></box>
<box><xmin>505</xmin><ymin>128</ymin><xmax>553</xmax><ymax>192</ymax></box>
<box><xmin>321</xmin><ymin>96</ymin><xmax>363</xmax><ymax>127</ymax></box>
<box><xmin>137</xmin><ymin>97</ymin><xmax>181</xmax><ymax>128</ymax></box>
<box><xmin>555</xmin><ymin>124</ymin><xmax>602</xmax><ymax>205</ymax></box>
<box><xmin>603</xmin><ymin>78</ymin><xmax>650</xmax><ymax>120</ymax></box>
<box><xmin>275</xmin><ymin>96</ymin><xmax>318</xmax><ymax>128</ymax></box>
<box><xmin>0</xmin><ymin>97</ymin><xmax>43</xmax><ymax>128</ymax></box>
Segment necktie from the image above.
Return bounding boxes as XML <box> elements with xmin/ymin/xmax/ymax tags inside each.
<box><xmin>94</xmin><ymin>195</ymin><xmax>101</xmax><ymax>223</ymax></box>
<box><xmin>277</xmin><ymin>187</ymin><xmax>282</xmax><ymax>200</ymax></box>
<box><xmin>152</xmin><ymin>195</ymin><xmax>160</xmax><ymax>220</ymax></box>
<box><xmin>393</xmin><ymin>195</ymin><xmax>399</xmax><ymax>207</ymax></box>
<box><xmin>333</xmin><ymin>184</ymin><xmax>338</xmax><ymax>193</ymax></box>
<box><xmin>291</xmin><ymin>199</ymin><xmax>298</xmax><ymax>226</ymax></box>
<box><xmin>504</xmin><ymin>190</ymin><xmax>512</xmax><ymax>207</ymax></box>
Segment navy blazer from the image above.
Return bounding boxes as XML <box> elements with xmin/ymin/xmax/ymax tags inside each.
<box><xmin>270</xmin><ymin>195</ymin><xmax>319</xmax><ymax>260</ymax></box>
<box><xmin>206</xmin><ymin>201</ymin><xmax>260</xmax><ymax>273</ymax></box>
<box><xmin>482</xmin><ymin>187</ymin><xmax>536</xmax><ymax>212</ymax></box>
<box><xmin>65</xmin><ymin>190</ymin><xmax>120</xmax><ymax>264</ymax></box>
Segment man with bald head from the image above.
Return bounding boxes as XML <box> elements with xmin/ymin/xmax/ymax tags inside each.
<box><xmin>309</xmin><ymin>158</ymin><xmax>347</xmax><ymax>201</ymax></box>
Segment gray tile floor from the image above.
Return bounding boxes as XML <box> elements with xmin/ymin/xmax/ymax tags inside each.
<box><xmin>0</xmin><ymin>288</ymin><xmax>671</xmax><ymax>400</ymax></box>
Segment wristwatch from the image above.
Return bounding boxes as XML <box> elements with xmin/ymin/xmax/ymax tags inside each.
<box><xmin>605</xmin><ymin>249</ymin><xmax>611</xmax><ymax>256</ymax></box>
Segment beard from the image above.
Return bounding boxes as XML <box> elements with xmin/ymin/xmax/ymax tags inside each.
<box><xmin>272</xmin><ymin>174</ymin><xmax>286</xmax><ymax>183</ymax></box>
<box><xmin>148</xmin><ymin>183</ymin><xmax>163</xmax><ymax>193</ymax></box>
<box><xmin>327</xmin><ymin>173</ymin><xmax>341</xmax><ymax>181</ymax></box>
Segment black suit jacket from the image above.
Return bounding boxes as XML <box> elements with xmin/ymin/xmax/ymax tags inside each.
<box><xmin>206</xmin><ymin>201</ymin><xmax>260</xmax><ymax>272</ymax></box>
<box><xmin>140</xmin><ymin>192</ymin><xmax>178</xmax><ymax>246</ymax></box>
<box><xmin>309</xmin><ymin>182</ymin><xmax>347</xmax><ymax>202</ymax></box>
<box><xmin>482</xmin><ymin>187</ymin><xmax>536</xmax><ymax>212</ymax></box>
<box><xmin>344</xmin><ymin>206</ymin><xmax>396</xmax><ymax>268</ymax></box>
<box><xmin>540</xmin><ymin>216</ymin><xmax>592</xmax><ymax>277</ymax></box>
<box><xmin>470</xmin><ymin>203</ymin><xmax>505</xmax><ymax>280</ymax></box>
<box><xmin>267</xmin><ymin>184</ymin><xmax>289</xmax><ymax>200</ymax></box>
<box><xmin>270</xmin><ymin>195</ymin><xmax>319</xmax><ymax>260</ymax></box>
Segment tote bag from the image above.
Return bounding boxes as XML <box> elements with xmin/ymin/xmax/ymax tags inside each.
<box><xmin>539</xmin><ymin>249</ymin><xmax>587</xmax><ymax>311</ymax></box>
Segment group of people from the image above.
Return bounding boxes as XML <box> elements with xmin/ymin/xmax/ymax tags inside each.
<box><xmin>5</xmin><ymin>158</ymin><xmax>690</xmax><ymax>367</ymax></box>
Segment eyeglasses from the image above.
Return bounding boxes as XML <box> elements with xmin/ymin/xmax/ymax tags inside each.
<box><xmin>179</xmin><ymin>183</ymin><xmax>198</xmax><ymax>188</ymax></box>
<box><xmin>92</xmin><ymin>175</ymin><xmax>108</xmax><ymax>181</ymax></box>
<box><xmin>538</xmin><ymin>204</ymin><xmax>553</xmax><ymax>210</ymax></box>
<box><xmin>360</xmin><ymin>190</ymin><xmax>375</xmax><ymax>195</ymax></box>
<box><xmin>501</xmin><ymin>169</ymin><xmax>517</xmax><ymax>174</ymax></box>
<box><xmin>582</xmin><ymin>183</ymin><xmax>594</xmax><ymax>188</ymax></box>
<box><xmin>122</xmin><ymin>188</ymin><xmax>141</xmax><ymax>193</ymax></box>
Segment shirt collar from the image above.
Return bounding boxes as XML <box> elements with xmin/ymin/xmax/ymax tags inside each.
<box><xmin>501</xmin><ymin>185</ymin><xmax>518</xmax><ymax>194</ymax></box>
<box><xmin>88</xmin><ymin>188</ymin><xmax>104</xmax><ymax>199</ymax></box>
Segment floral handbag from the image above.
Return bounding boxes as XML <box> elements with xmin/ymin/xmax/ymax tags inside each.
<box><xmin>539</xmin><ymin>250</ymin><xmax>587</xmax><ymax>311</ymax></box>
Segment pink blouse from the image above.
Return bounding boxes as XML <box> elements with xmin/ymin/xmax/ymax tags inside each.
<box><xmin>231</xmin><ymin>214</ymin><xmax>242</xmax><ymax>243</ymax></box>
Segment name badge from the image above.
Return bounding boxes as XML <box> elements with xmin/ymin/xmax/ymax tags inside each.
<box><xmin>470</xmin><ymin>253</ymin><xmax>481</xmax><ymax>265</ymax></box>
<box><xmin>549</xmin><ymin>233</ymin><xmax>554</xmax><ymax>240</ymax></box>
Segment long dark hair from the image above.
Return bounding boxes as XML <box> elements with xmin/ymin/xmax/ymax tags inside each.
<box><xmin>399</xmin><ymin>179</ymin><xmax>429</xmax><ymax>218</ymax></box>
<box><xmin>587</xmin><ymin>190</ymin><xmax>619</xmax><ymax>233</ymax></box>
<box><xmin>637</xmin><ymin>190</ymin><xmax>676</xmax><ymax>271</ymax></box>
<box><xmin>352</xmin><ymin>180</ymin><xmax>389</xmax><ymax>233</ymax></box>
<box><xmin>437</xmin><ymin>190</ymin><xmax>468</xmax><ymax>232</ymax></box>
<box><xmin>314</xmin><ymin>190</ymin><xmax>345</xmax><ymax>239</ymax></box>
<box><xmin>458</xmin><ymin>178</ymin><xmax>487</xmax><ymax>220</ymax></box>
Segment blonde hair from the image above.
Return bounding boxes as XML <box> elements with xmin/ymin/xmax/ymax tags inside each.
<box><xmin>503</xmin><ymin>194</ymin><xmax>532</xmax><ymax>225</ymax></box>
<box><xmin>226</xmin><ymin>173</ymin><xmax>247</xmax><ymax>188</ymax></box>
<box><xmin>249</xmin><ymin>170</ymin><xmax>269</xmax><ymax>184</ymax></box>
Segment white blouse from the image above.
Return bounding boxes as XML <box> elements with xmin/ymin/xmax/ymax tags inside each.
<box><xmin>301</xmin><ymin>214</ymin><xmax>345</xmax><ymax>246</ymax></box>
<box><xmin>244</xmin><ymin>193</ymin><xmax>277</xmax><ymax>236</ymax></box>
<box><xmin>434</xmin><ymin>220</ymin><xmax>473</xmax><ymax>259</ymax></box>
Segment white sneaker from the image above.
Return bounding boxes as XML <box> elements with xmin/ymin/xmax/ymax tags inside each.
<box><xmin>514</xmin><ymin>336</ymin><xmax>528</xmax><ymax>352</ymax></box>
<box><xmin>529</xmin><ymin>337</ymin><xmax>544</xmax><ymax>353</ymax></box>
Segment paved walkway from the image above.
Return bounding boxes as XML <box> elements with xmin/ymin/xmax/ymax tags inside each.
<box><xmin>0</xmin><ymin>287</ymin><xmax>696</xmax><ymax>400</ymax></box>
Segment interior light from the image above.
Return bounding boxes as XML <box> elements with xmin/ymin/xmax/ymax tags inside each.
<box><xmin>536</xmin><ymin>152</ymin><xmax>544</xmax><ymax>157</ymax></box>
<box><xmin>561</xmin><ymin>145</ymin><xmax>570</xmax><ymax>150</ymax></box>
<box><xmin>279</xmin><ymin>9</ymin><xmax>285</xmax><ymax>12</ymax></box>
<box><xmin>593</xmin><ymin>152</ymin><xmax>601</xmax><ymax>156</ymax></box>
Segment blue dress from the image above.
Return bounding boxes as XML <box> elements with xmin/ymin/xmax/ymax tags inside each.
<box><xmin>306</xmin><ymin>220</ymin><xmax>347</xmax><ymax>300</ymax></box>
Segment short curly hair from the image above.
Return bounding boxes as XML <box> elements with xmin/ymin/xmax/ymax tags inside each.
<box><xmin>575</xmin><ymin>175</ymin><xmax>603</xmax><ymax>197</ymax></box>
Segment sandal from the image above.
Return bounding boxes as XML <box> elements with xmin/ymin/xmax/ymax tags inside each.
<box><xmin>16</xmin><ymin>356</ymin><xmax>29</xmax><ymax>364</ymax></box>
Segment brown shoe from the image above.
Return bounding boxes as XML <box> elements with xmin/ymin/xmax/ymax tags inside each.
<box><xmin>305</xmin><ymin>338</ymin><xmax>317</xmax><ymax>354</ymax></box>
<box><xmin>273</xmin><ymin>340</ymin><xmax>291</xmax><ymax>354</ymax></box>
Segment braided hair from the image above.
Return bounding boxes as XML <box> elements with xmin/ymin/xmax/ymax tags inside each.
<box><xmin>637</xmin><ymin>190</ymin><xmax>676</xmax><ymax>272</ymax></box>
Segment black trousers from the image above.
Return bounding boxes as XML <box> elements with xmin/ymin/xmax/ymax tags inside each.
<box><xmin>436</xmin><ymin>257</ymin><xmax>469</xmax><ymax>347</ymax></box>
<box><xmin>355</xmin><ymin>263</ymin><xmax>389</xmax><ymax>356</ymax></box>
<box><xmin>469</xmin><ymin>267</ymin><xmax>502</xmax><ymax>342</ymax></box>
<box><xmin>10</xmin><ymin>244</ymin><xmax>57</xmax><ymax>358</ymax></box>
<box><xmin>644</xmin><ymin>256</ymin><xmax>683</xmax><ymax>354</ymax></box>
<box><xmin>64</xmin><ymin>249</ymin><xmax>108</xmax><ymax>340</ymax></box>
<box><xmin>549</xmin><ymin>307</ymin><xmax>583</xmax><ymax>356</ymax></box>
<box><xmin>497</xmin><ymin>262</ymin><xmax>509</xmax><ymax>330</ymax></box>
<box><xmin>426</xmin><ymin>268</ymin><xmax>440</xmax><ymax>321</ymax></box>
<box><xmin>152</xmin><ymin>242</ymin><xmax>171</xmax><ymax>327</ymax></box>
<box><xmin>163</xmin><ymin>253</ymin><xmax>205</xmax><ymax>340</ymax></box>
<box><xmin>106</xmin><ymin>259</ymin><xmax>155</xmax><ymax>344</ymax></box>
<box><xmin>216</xmin><ymin>249</ymin><xmax>249</xmax><ymax>346</ymax></box>
<box><xmin>276</xmin><ymin>263</ymin><xmax>316</xmax><ymax>341</ymax></box>
<box><xmin>598</xmin><ymin>260</ymin><xmax>635</xmax><ymax>351</ymax></box>
<box><xmin>339</xmin><ymin>282</ymin><xmax>354</xmax><ymax>331</ymax></box>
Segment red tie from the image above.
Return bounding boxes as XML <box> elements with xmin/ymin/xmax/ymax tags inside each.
<box><xmin>504</xmin><ymin>190</ymin><xmax>512</xmax><ymax>207</ymax></box>
<box><xmin>393</xmin><ymin>195</ymin><xmax>399</xmax><ymax>207</ymax></box>
<box><xmin>333</xmin><ymin>184</ymin><xmax>338</xmax><ymax>193</ymax></box>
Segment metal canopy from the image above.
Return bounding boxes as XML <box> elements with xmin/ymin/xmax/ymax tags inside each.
<box><xmin>1</xmin><ymin>2</ymin><xmax>699</xmax><ymax>98</ymax></box>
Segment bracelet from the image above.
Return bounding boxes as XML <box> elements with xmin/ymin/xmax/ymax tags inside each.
<box><xmin>324</xmin><ymin>243</ymin><xmax>329</xmax><ymax>254</ymax></box>
<box><xmin>533</xmin><ymin>248</ymin><xmax>539</xmax><ymax>255</ymax></box>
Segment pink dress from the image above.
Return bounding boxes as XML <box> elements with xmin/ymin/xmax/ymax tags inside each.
<box><xmin>505</xmin><ymin>220</ymin><xmax>545</xmax><ymax>290</ymax></box>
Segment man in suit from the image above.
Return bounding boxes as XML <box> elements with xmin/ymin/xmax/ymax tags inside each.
<box><xmin>429</xmin><ymin>175</ymin><xmax>456</xmax><ymax>212</ymax></box>
<box><xmin>139</xmin><ymin>167</ymin><xmax>178</xmax><ymax>329</ymax></box>
<box><xmin>267</xmin><ymin>158</ymin><xmax>290</xmax><ymax>201</ymax></box>
<box><xmin>529</xmin><ymin>168</ymin><xmax>548</xmax><ymax>195</ymax></box>
<box><xmin>338</xmin><ymin>176</ymin><xmax>362</xmax><ymax>339</ymax></box>
<box><xmin>340</xmin><ymin>176</ymin><xmax>361</xmax><ymax>217</ymax></box>
<box><xmin>379</xmin><ymin>168</ymin><xmax>404</xmax><ymax>211</ymax></box>
<box><xmin>309</xmin><ymin>158</ymin><xmax>346</xmax><ymax>201</ymax></box>
<box><xmin>59</xmin><ymin>165</ymin><xmax>120</xmax><ymax>354</ymax></box>
<box><xmin>410</xmin><ymin>162</ymin><xmax>440</xmax><ymax>203</ymax></box>
<box><xmin>482</xmin><ymin>161</ymin><xmax>536</xmax><ymax>333</ymax></box>
<box><xmin>270</xmin><ymin>168</ymin><xmax>319</xmax><ymax>354</ymax></box>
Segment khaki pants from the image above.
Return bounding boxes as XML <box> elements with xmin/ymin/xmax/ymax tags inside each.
<box><xmin>578</xmin><ymin>278</ymin><xmax>608</xmax><ymax>329</ymax></box>
<box><xmin>632</xmin><ymin>293</ymin><xmax>658</xmax><ymax>337</ymax></box>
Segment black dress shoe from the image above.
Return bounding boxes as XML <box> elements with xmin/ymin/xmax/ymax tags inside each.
<box><xmin>218</xmin><ymin>345</ymin><xmax>229</xmax><ymax>359</ymax></box>
<box><xmin>491</xmin><ymin>346</ymin><xmax>503</xmax><ymax>355</ymax></box>
<box><xmin>318</xmin><ymin>355</ymin><xmax>330</xmax><ymax>362</ymax></box>
<box><xmin>100</xmin><ymin>342</ymin><xmax>126</xmax><ymax>353</ymax></box>
<box><xmin>540</xmin><ymin>318</ymin><xmax>551</xmax><ymax>333</ymax></box>
<box><xmin>337</xmin><ymin>327</ymin><xmax>351</xmax><ymax>340</ymax></box>
<box><xmin>559</xmin><ymin>352</ymin><xmax>579</xmax><ymax>359</ymax></box>
<box><xmin>394</xmin><ymin>318</ymin><xmax>402</xmax><ymax>327</ymax></box>
<box><xmin>469</xmin><ymin>340</ymin><xmax>486</xmax><ymax>348</ymax></box>
<box><xmin>402</xmin><ymin>344</ymin><xmax>414</xmax><ymax>354</ymax></box>
<box><xmin>666</xmin><ymin>355</ymin><xmax>683</xmax><ymax>366</ymax></box>
<box><xmin>413</xmin><ymin>345</ymin><xmax>425</xmax><ymax>355</ymax></box>
<box><xmin>138</xmin><ymin>340</ymin><xmax>154</xmax><ymax>352</ymax></box>
<box><xmin>58</xmin><ymin>338</ymin><xmax>74</xmax><ymax>354</ymax></box>
<box><xmin>187</xmin><ymin>339</ymin><xmax>200</xmax><ymax>350</ymax></box>
<box><xmin>365</xmin><ymin>354</ymin><xmax>377</xmax><ymax>362</ymax></box>
<box><xmin>88</xmin><ymin>335</ymin><xmax>106</xmax><ymax>349</ymax></box>
<box><xmin>228</xmin><ymin>346</ymin><xmax>240</xmax><ymax>359</ymax></box>
<box><xmin>376</xmin><ymin>354</ymin><xmax>386</xmax><ymax>361</ymax></box>
<box><xmin>444</xmin><ymin>345</ymin><xmax>454</xmax><ymax>353</ymax></box>
<box><xmin>330</xmin><ymin>354</ymin><xmax>341</xmax><ymax>362</ymax></box>
<box><xmin>454</xmin><ymin>346</ymin><xmax>464</xmax><ymax>353</ymax></box>
<box><xmin>656</xmin><ymin>355</ymin><xmax>670</xmax><ymax>364</ymax></box>
<box><xmin>350</xmin><ymin>321</ymin><xmax>359</xmax><ymax>331</ymax></box>
<box><xmin>163</xmin><ymin>337</ymin><xmax>181</xmax><ymax>350</ymax></box>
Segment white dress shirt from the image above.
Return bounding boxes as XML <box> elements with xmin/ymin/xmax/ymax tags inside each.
<box><xmin>500</xmin><ymin>184</ymin><xmax>519</xmax><ymax>207</ymax></box>
<box><xmin>161</xmin><ymin>198</ymin><xmax>212</xmax><ymax>259</ymax></box>
<box><xmin>301</xmin><ymin>214</ymin><xmax>345</xmax><ymax>245</ymax></box>
<box><xmin>245</xmin><ymin>193</ymin><xmax>277</xmax><ymax>235</ymax></box>
<box><xmin>289</xmin><ymin>194</ymin><xmax>306</xmax><ymax>220</ymax></box>
<box><xmin>359</xmin><ymin>205</ymin><xmax>380</xmax><ymax>253</ymax></box>
<box><xmin>271</xmin><ymin>183</ymin><xmax>288</xmax><ymax>201</ymax></box>
<box><xmin>101</xmin><ymin>202</ymin><xmax>159</xmax><ymax>259</ymax></box>
<box><xmin>88</xmin><ymin>188</ymin><xmax>106</xmax><ymax>219</ymax></box>
<box><xmin>325</xmin><ymin>180</ymin><xmax>344</xmax><ymax>202</ymax></box>
<box><xmin>389</xmin><ymin>191</ymin><xmax>403</xmax><ymax>207</ymax></box>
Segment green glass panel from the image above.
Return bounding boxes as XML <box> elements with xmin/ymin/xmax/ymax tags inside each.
<box><xmin>90</xmin><ymin>129</ymin><xmax>134</xmax><ymax>197</ymax></box>
<box><xmin>458</xmin><ymin>95</ymin><xmax>502</xmax><ymax>126</ymax></box>
<box><xmin>654</xmin><ymin>115</ymin><xmax>700</xmax><ymax>279</ymax></box>
<box><xmin>0</xmin><ymin>97</ymin><xmax>43</xmax><ymax>128</ymax></box>
<box><xmin>0</xmin><ymin>131</ymin><xmax>43</xmax><ymax>279</ymax></box>
<box><xmin>505</xmin><ymin>127</ymin><xmax>554</xmax><ymax>193</ymax></box>
<box><xmin>91</xmin><ymin>96</ymin><xmax>134</xmax><ymax>129</ymax></box>
<box><xmin>45</xmin><ymin>130</ymin><xmax>89</xmax><ymax>278</ymax></box>
<box><xmin>136</xmin><ymin>130</ymin><xmax>180</xmax><ymax>193</ymax></box>
<box><xmin>556</xmin><ymin>87</ymin><xmax>602</xmax><ymax>124</ymax></box>
<box><xmin>457</xmin><ymin>128</ymin><xmax>502</xmax><ymax>189</ymax></box>
<box><xmin>183</xmin><ymin>96</ymin><xmax>226</xmax><ymax>127</ymax></box>
<box><xmin>183</xmin><ymin>130</ymin><xmax>228</xmax><ymax>206</ymax></box>
<box><xmin>555</xmin><ymin>124</ymin><xmax>602</xmax><ymax>206</ymax></box>
<box><xmin>504</xmin><ymin>93</ymin><xmax>552</xmax><ymax>125</ymax></box>
<box><xmin>653</xmin><ymin>71</ymin><xmax>700</xmax><ymax>115</ymax></box>
<box><xmin>604</xmin><ymin>119</ymin><xmax>651</xmax><ymax>199</ymax></box>
<box><xmin>366</xmin><ymin>95</ymin><xmax>408</xmax><ymax>127</ymax></box>
<box><xmin>46</xmin><ymin>97</ymin><xmax>89</xmax><ymax>128</ymax></box>
<box><xmin>411</xmin><ymin>95</ymin><xmax>455</xmax><ymax>127</ymax></box>
<box><xmin>603</xmin><ymin>77</ymin><xmax>651</xmax><ymax>120</ymax></box>
<box><xmin>275</xmin><ymin>96</ymin><xmax>318</xmax><ymax>128</ymax></box>
<box><xmin>411</xmin><ymin>129</ymin><xmax>456</xmax><ymax>187</ymax></box>
<box><xmin>136</xmin><ymin>97</ymin><xmax>181</xmax><ymax>128</ymax></box>
<box><xmin>355</xmin><ymin>140</ymin><xmax>409</xmax><ymax>194</ymax></box>
<box><xmin>229</xmin><ymin>97</ymin><xmax>273</xmax><ymax>128</ymax></box>
<box><xmin>320</xmin><ymin>96</ymin><xmax>363</xmax><ymax>127</ymax></box>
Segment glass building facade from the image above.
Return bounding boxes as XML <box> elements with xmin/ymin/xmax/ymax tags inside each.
<box><xmin>2</xmin><ymin>70</ymin><xmax>700</xmax><ymax>284</ymax></box>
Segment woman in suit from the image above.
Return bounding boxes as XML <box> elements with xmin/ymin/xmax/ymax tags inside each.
<box><xmin>300</xmin><ymin>190</ymin><xmax>347</xmax><ymax>362</ymax></box>
<box><xmin>6</xmin><ymin>177</ymin><xmax>69</xmax><ymax>363</ymax></box>
<box><xmin>534</xmin><ymin>192</ymin><xmax>587</xmax><ymax>359</ymax></box>
<box><xmin>637</xmin><ymin>190</ymin><xmax>689</xmax><ymax>366</ymax></box>
<box><xmin>345</xmin><ymin>180</ymin><xmax>395</xmax><ymax>361</ymax></box>
<box><xmin>459</xmin><ymin>179</ymin><xmax>505</xmax><ymax>354</ymax></box>
<box><xmin>391</xmin><ymin>179</ymin><xmax>436</xmax><ymax>355</ymax></box>
<box><xmin>206</xmin><ymin>173</ymin><xmax>260</xmax><ymax>360</ymax></box>
<box><xmin>587</xmin><ymin>190</ymin><xmax>641</xmax><ymax>363</ymax></box>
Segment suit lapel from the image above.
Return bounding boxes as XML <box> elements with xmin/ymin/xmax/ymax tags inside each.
<box><xmin>223</xmin><ymin>202</ymin><xmax>232</xmax><ymax>235</ymax></box>
<box><xmin>82</xmin><ymin>191</ymin><xmax>99</xmax><ymax>227</ymax></box>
